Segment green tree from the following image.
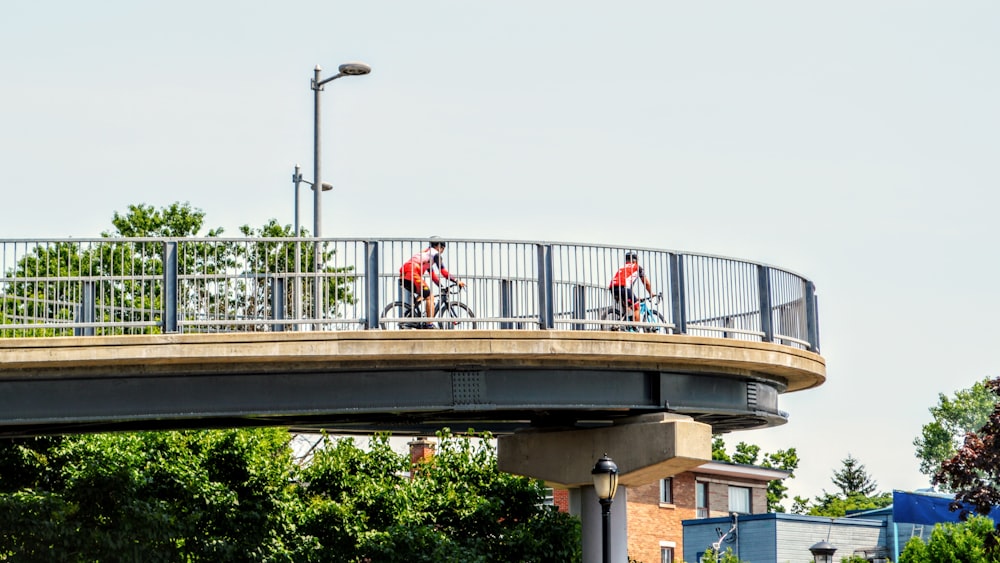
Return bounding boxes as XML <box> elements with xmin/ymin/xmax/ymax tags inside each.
<box><xmin>899</xmin><ymin>516</ymin><xmax>999</xmax><ymax>563</ymax></box>
<box><xmin>712</xmin><ymin>436</ymin><xmax>799</xmax><ymax>513</ymax></box>
<box><xmin>831</xmin><ymin>454</ymin><xmax>877</xmax><ymax>496</ymax></box>
<box><xmin>932</xmin><ymin>376</ymin><xmax>1000</xmax><ymax>555</ymax></box>
<box><xmin>792</xmin><ymin>454</ymin><xmax>892</xmax><ymax>517</ymax></box>
<box><xmin>296</xmin><ymin>430</ymin><xmax>581</xmax><ymax>562</ymax></box>
<box><xmin>0</xmin><ymin>428</ymin><xmax>300</xmax><ymax>562</ymax></box>
<box><xmin>914</xmin><ymin>377</ymin><xmax>997</xmax><ymax>490</ymax></box>
<box><xmin>1</xmin><ymin>202</ymin><xmax>353</xmax><ymax>336</ymax></box>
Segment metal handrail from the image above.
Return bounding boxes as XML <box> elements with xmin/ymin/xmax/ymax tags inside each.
<box><xmin>0</xmin><ymin>237</ymin><xmax>820</xmax><ymax>351</ymax></box>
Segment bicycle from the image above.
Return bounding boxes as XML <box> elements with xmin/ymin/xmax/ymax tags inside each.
<box><xmin>599</xmin><ymin>292</ymin><xmax>667</xmax><ymax>333</ymax></box>
<box><xmin>380</xmin><ymin>282</ymin><xmax>477</xmax><ymax>330</ymax></box>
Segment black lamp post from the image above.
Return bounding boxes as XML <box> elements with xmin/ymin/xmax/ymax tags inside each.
<box><xmin>809</xmin><ymin>540</ymin><xmax>837</xmax><ymax>563</ymax></box>
<box><xmin>592</xmin><ymin>454</ymin><xmax>620</xmax><ymax>563</ymax></box>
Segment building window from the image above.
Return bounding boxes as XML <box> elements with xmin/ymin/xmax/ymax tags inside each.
<box><xmin>660</xmin><ymin>477</ymin><xmax>673</xmax><ymax>504</ymax></box>
<box><xmin>541</xmin><ymin>487</ymin><xmax>554</xmax><ymax>506</ymax></box>
<box><xmin>661</xmin><ymin>546</ymin><xmax>674</xmax><ymax>563</ymax></box>
<box><xmin>728</xmin><ymin>485</ymin><xmax>751</xmax><ymax>513</ymax></box>
<box><xmin>696</xmin><ymin>481</ymin><xmax>709</xmax><ymax>518</ymax></box>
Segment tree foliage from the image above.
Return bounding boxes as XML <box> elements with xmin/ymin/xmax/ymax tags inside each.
<box><xmin>915</xmin><ymin>377</ymin><xmax>997</xmax><ymax>490</ymax></box>
<box><xmin>711</xmin><ymin>436</ymin><xmax>799</xmax><ymax>512</ymax></box>
<box><xmin>0</xmin><ymin>429</ymin><xmax>580</xmax><ymax>562</ymax></box>
<box><xmin>899</xmin><ymin>516</ymin><xmax>1000</xmax><ymax>563</ymax></box>
<box><xmin>1</xmin><ymin>202</ymin><xmax>352</xmax><ymax>336</ymax></box>
<box><xmin>297</xmin><ymin>430</ymin><xmax>580</xmax><ymax>562</ymax></box>
<box><xmin>792</xmin><ymin>454</ymin><xmax>891</xmax><ymax>517</ymax></box>
<box><xmin>0</xmin><ymin>428</ymin><xmax>300</xmax><ymax>562</ymax></box>
<box><xmin>932</xmin><ymin>376</ymin><xmax>1000</xmax><ymax>554</ymax></box>
<box><xmin>831</xmin><ymin>454</ymin><xmax>878</xmax><ymax>497</ymax></box>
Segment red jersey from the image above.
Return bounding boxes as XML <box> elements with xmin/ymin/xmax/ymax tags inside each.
<box><xmin>399</xmin><ymin>247</ymin><xmax>455</xmax><ymax>285</ymax></box>
<box><xmin>609</xmin><ymin>263</ymin><xmax>645</xmax><ymax>288</ymax></box>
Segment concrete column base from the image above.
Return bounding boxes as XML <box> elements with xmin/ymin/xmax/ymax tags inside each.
<box><xmin>497</xmin><ymin>413</ymin><xmax>712</xmax><ymax>563</ymax></box>
<box><xmin>497</xmin><ymin>413</ymin><xmax>712</xmax><ymax>488</ymax></box>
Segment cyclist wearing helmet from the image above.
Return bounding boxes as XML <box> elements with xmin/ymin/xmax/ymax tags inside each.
<box><xmin>609</xmin><ymin>251</ymin><xmax>653</xmax><ymax>327</ymax></box>
<box><xmin>399</xmin><ymin>237</ymin><xmax>465</xmax><ymax>327</ymax></box>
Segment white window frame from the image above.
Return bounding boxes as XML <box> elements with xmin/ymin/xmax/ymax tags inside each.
<box><xmin>660</xmin><ymin>540</ymin><xmax>677</xmax><ymax>563</ymax></box>
<box><xmin>728</xmin><ymin>485</ymin><xmax>751</xmax><ymax>514</ymax></box>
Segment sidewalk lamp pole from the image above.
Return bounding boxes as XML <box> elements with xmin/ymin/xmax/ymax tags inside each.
<box><xmin>310</xmin><ymin>61</ymin><xmax>371</xmax><ymax>321</ymax></box>
<box><xmin>291</xmin><ymin>164</ymin><xmax>332</xmax><ymax>325</ymax></box>
<box><xmin>592</xmin><ymin>454</ymin><xmax>619</xmax><ymax>563</ymax></box>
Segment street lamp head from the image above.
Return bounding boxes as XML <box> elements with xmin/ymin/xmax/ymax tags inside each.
<box><xmin>338</xmin><ymin>62</ymin><xmax>372</xmax><ymax>76</ymax></box>
<box><xmin>311</xmin><ymin>182</ymin><xmax>334</xmax><ymax>192</ymax></box>
<box><xmin>591</xmin><ymin>454</ymin><xmax>620</xmax><ymax>501</ymax></box>
<box><xmin>809</xmin><ymin>540</ymin><xmax>837</xmax><ymax>563</ymax></box>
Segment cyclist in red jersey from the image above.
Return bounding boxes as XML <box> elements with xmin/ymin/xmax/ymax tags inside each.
<box><xmin>398</xmin><ymin>237</ymin><xmax>465</xmax><ymax>328</ymax></box>
<box><xmin>609</xmin><ymin>251</ymin><xmax>653</xmax><ymax>326</ymax></box>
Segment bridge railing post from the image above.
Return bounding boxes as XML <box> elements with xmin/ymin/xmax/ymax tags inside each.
<box><xmin>271</xmin><ymin>277</ymin><xmax>286</xmax><ymax>332</ymax></box>
<box><xmin>536</xmin><ymin>244</ymin><xmax>554</xmax><ymax>330</ymax></box>
<box><xmin>74</xmin><ymin>280</ymin><xmax>95</xmax><ymax>337</ymax></box>
<box><xmin>805</xmin><ymin>280</ymin><xmax>820</xmax><ymax>352</ymax></box>
<box><xmin>669</xmin><ymin>253</ymin><xmax>687</xmax><ymax>335</ymax></box>
<box><xmin>163</xmin><ymin>241</ymin><xmax>179</xmax><ymax>333</ymax></box>
<box><xmin>572</xmin><ymin>284</ymin><xmax>586</xmax><ymax>331</ymax></box>
<box><xmin>757</xmin><ymin>265</ymin><xmax>774</xmax><ymax>343</ymax></box>
<box><xmin>365</xmin><ymin>241</ymin><xmax>380</xmax><ymax>330</ymax></box>
<box><xmin>500</xmin><ymin>279</ymin><xmax>513</xmax><ymax>330</ymax></box>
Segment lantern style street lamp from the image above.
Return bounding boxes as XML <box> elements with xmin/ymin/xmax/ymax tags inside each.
<box><xmin>809</xmin><ymin>540</ymin><xmax>837</xmax><ymax>563</ymax></box>
<box><xmin>592</xmin><ymin>454</ymin><xmax>620</xmax><ymax>563</ymax></box>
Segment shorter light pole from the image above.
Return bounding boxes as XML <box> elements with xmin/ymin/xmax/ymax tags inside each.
<box><xmin>592</xmin><ymin>454</ymin><xmax>620</xmax><ymax>563</ymax></box>
<box><xmin>291</xmin><ymin>165</ymin><xmax>332</xmax><ymax>324</ymax></box>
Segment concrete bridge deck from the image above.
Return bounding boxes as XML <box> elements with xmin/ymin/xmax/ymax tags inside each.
<box><xmin>0</xmin><ymin>330</ymin><xmax>824</xmax><ymax>438</ymax></box>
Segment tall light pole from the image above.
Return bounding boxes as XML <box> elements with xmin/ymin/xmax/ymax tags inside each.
<box><xmin>310</xmin><ymin>61</ymin><xmax>370</xmax><ymax>321</ymax></box>
<box><xmin>592</xmin><ymin>454</ymin><xmax>620</xmax><ymax>563</ymax></box>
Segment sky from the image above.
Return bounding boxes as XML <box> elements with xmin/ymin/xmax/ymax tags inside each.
<box><xmin>2</xmin><ymin>1</ymin><xmax>998</xmax><ymax>505</ymax></box>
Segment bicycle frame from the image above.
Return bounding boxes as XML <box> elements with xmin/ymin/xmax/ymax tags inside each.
<box><xmin>407</xmin><ymin>283</ymin><xmax>462</xmax><ymax>318</ymax></box>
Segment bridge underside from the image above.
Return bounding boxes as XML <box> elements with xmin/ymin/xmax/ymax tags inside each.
<box><xmin>0</xmin><ymin>331</ymin><xmax>825</xmax><ymax>438</ymax></box>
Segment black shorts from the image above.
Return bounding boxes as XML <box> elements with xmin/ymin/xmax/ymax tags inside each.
<box><xmin>609</xmin><ymin>286</ymin><xmax>636</xmax><ymax>308</ymax></box>
<box><xmin>400</xmin><ymin>278</ymin><xmax>432</xmax><ymax>300</ymax></box>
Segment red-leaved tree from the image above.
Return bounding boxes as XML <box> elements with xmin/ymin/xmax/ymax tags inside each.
<box><xmin>933</xmin><ymin>376</ymin><xmax>1000</xmax><ymax>552</ymax></box>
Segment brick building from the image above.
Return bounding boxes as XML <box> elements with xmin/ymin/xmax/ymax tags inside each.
<box><xmin>553</xmin><ymin>461</ymin><xmax>789</xmax><ymax>563</ymax></box>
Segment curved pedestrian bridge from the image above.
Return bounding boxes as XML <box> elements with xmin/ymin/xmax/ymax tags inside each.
<box><xmin>0</xmin><ymin>237</ymin><xmax>824</xmax><ymax>437</ymax></box>
<box><xmin>0</xmin><ymin>330</ymin><xmax>824</xmax><ymax>438</ymax></box>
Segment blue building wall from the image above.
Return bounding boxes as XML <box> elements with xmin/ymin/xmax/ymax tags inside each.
<box><xmin>683</xmin><ymin>513</ymin><xmax>884</xmax><ymax>563</ymax></box>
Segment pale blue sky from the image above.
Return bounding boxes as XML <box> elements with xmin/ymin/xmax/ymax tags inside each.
<box><xmin>2</xmin><ymin>1</ymin><xmax>998</xmax><ymax>503</ymax></box>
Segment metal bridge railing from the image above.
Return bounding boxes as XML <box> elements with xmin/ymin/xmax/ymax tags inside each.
<box><xmin>0</xmin><ymin>238</ymin><xmax>820</xmax><ymax>351</ymax></box>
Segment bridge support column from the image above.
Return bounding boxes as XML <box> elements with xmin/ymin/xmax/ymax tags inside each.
<box><xmin>497</xmin><ymin>413</ymin><xmax>712</xmax><ymax>563</ymax></box>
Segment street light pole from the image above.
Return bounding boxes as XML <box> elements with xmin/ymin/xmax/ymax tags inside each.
<box><xmin>592</xmin><ymin>454</ymin><xmax>620</xmax><ymax>563</ymax></box>
<box><xmin>309</xmin><ymin>61</ymin><xmax>371</xmax><ymax>321</ymax></box>
<box><xmin>292</xmin><ymin>165</ymin><xmax>303</xmax><ymax>324</ymax></box>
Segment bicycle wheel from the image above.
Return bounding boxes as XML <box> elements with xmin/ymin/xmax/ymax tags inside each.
<box><xmin>437</xmin><ymin>302</ymin><xmax>477</xmax><ymax>330</ymax></box>
<box><xmin>599</xmin><ymin>308</ymin><xmax>625</xmax><ymax>331</ymax></box>
<box><xmin>642</xmin><ymin>310</ymin><xmax>666</xmax><ymax>333</ymax></box>
<box><xmin>380</xmin><ymin>301</ymin><xmax>417</xmax><ymax>329</ymax></box>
